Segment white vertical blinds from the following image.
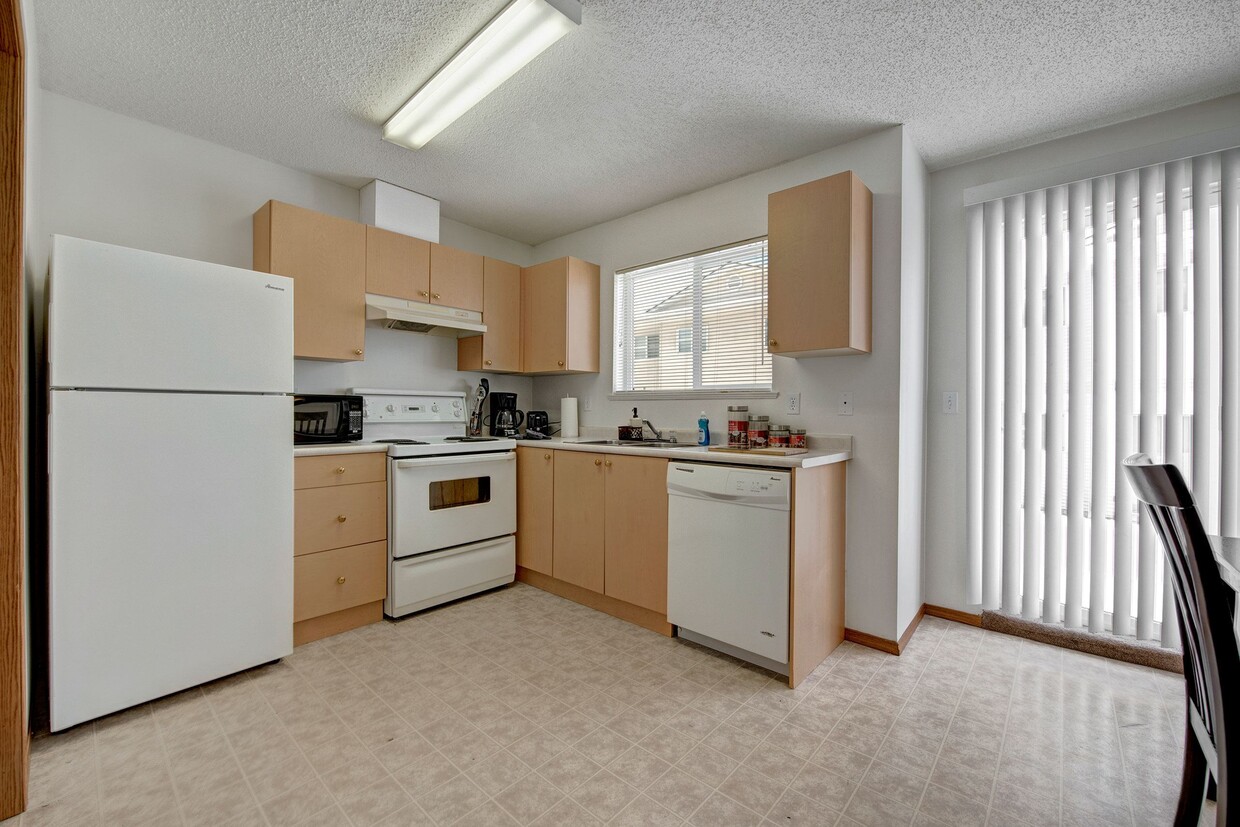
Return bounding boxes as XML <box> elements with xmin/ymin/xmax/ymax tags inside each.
<box><xmin>966</xmin><ymin>148</ymin><xmax>1240</xmax><ymax>644</ymax></box>
<box><xmin>613</xmin><ymin>239</ymin><xmax>772</xmax><ymax>393</ymax></box>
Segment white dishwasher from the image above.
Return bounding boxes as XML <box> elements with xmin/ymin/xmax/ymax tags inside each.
<box><xmin>667</xmin><ymin>462</ymin><xmax>791</xmax><ymax>673</ymax></box>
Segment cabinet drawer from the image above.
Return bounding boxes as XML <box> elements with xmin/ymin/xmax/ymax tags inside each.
<box><xmin>294</xmin><ymin>541</ymin><xmax>386</xmax><ymax>622</ymax></box>
<box><xmin>295</xmin><ymin>481</ymin><xmax>387</xmax><ymax>555</ymax></box>
<box><xmin>295</xmin><ymin>453</ymin><xmax>386</xmax><ymax>489</ymax></box>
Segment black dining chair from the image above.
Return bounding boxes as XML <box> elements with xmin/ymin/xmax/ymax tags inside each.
<box><xmin>1122</xmin><ymin>454</ymin><xmax>1237</xmax><ymax>826</ymax></box>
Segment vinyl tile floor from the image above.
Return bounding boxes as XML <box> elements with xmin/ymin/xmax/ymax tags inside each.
<box><xmin>6</xmin><ymin>583</ymin><xmax>1190</xmax><ymax>827</ymax></box>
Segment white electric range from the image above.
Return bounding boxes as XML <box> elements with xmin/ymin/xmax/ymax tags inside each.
<box><xmin>351</xmin><ymin>389</ymin><xmax>517</xmax><ymax>617</ymax></box>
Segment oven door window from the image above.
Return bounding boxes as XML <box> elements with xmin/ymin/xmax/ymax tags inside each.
<box><xmin>429</xmin><ymin>475</ymin><xmax>492</xmax><ymax>510</ymax></box>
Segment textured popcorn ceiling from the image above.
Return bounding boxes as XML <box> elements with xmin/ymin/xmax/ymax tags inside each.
<box><xmin>34</xmin><ymin>0</ymin><xmax>1240</xmax><ymax>244</ymax></box>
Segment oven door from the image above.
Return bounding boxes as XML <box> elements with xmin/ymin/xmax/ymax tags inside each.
<box><xmin>389</xmin><ymin>451</ymin><xmax>516</xmax><ymax>558</ymax></box>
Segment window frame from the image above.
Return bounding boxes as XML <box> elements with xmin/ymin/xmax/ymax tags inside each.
<box><xmin>612</xmin><ymin>237</ymin><xmax>776</xmax><ymax>400</ymax></box>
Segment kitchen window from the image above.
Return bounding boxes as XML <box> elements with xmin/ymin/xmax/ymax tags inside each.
<box><xmin>613</xmin><ymin>238</ymin><xmax>773</xmax><ymax>396</ymax></box>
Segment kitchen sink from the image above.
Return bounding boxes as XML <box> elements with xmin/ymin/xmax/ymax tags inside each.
<box><xmin>572</xmin><ymin>439</ymin><xmax>680</xmax><ymax>448</ymax></box>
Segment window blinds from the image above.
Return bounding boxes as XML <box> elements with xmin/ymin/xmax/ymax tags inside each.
<box><xmin>965</xmin><ymin>149</ymin><xmax>1240</xmax><ymax>646</ymax></box>
<box><xmin>613</xmin><ymin>239</ymin><xmax>772</xmax><ymax>393</ymax></box>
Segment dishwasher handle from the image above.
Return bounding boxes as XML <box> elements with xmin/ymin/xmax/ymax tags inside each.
<box><xmin>668</xmin><ymin>483</ymin><xmax>791</xmax><ymax>510</ymax></box>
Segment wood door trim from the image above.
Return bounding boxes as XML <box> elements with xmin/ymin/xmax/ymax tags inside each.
<box><xmin>0</xmin><ymin>0</ymin><xmax>26</xmax><ymax>817</ymax></box>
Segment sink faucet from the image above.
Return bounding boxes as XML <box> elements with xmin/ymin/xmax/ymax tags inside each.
<box><xmin>642</xmin><ymin>419</ymin><xmax>676</xmax><ymax>442</ymax></box>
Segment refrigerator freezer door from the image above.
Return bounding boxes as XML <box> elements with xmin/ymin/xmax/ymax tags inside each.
<box><xmin>49</xmin><ymin>390</ymin><xmax>293</xmax><ymax>730</ymax></box>
<box><xmin>48</xmin><ymin>235</ymin><xmax>293</xmax><ymax>393</ymax></box>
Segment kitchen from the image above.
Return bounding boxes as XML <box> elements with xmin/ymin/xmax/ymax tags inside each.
<box><xmin>4</xmin><ymin>1</ymin><xmax>1239</xmax><ymax>826</ymax></box>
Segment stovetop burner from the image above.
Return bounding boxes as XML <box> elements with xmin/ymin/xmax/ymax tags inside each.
<box><xmin>371</xmin><ymin>439</ymin><xmax>428</xmax><ymax>445</ymax></box>
<box><xmin>443</xmin><ymin>436</ymin><xmax>499</xmax><ymax>442</ymax></box>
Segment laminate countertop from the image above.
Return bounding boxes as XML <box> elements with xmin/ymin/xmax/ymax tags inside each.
<box><xmin>520</xmin><ymin>436</ymin><xmax>852</xmax><ymax>469</ymax></box>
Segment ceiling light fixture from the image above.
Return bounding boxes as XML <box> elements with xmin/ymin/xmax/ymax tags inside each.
<box><xmin>383</xmin><ymin>0</ymin><xmax>582</xmax><ymax>150</ymax></box>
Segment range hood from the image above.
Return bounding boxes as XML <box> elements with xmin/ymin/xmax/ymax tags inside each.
<box><xmin>365</xmin><ymin>294</ymin><xmax>486</xmax><ymax>337</ymax></box>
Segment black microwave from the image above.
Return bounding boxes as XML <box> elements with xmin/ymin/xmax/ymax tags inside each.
<box><xmin>293</xmin><ymin>394</ymin><xmax>364</xmax><ymax>444</ymax></box>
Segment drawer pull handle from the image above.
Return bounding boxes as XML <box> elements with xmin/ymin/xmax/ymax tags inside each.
<box><xmin>604</xmin><ymin>460</ymin><xmax>612</xmax><ymax>467</ymax></box>
<box><xmin>335</xmin><ymin>466</ymin><xmax>346</xmax><ymax>474</ymax></box>
<box><xmin>336</xmin><ymin>515</ymin><xmax>347</xmax><ymax>523</ymax></box>
<box><xmin>337</xmin><ymin>576</ymin><xmax>346</xmax><ymax>585</ymax></box>
<box><xmin>594</xmin><ymin>459</ymin><xmax>602</xmax><ymax>466</ymax></box>
<box><xmin>543</xmin><ymin>453</ymin><xmax>551</xmax><ymax>460</ymax></box>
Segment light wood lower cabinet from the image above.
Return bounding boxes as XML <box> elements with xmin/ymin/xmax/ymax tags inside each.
<box><xmin>519</xmin><ymin>448</ymin><xmax>670</xmax><ymax>633</ymax></box>
<box><xmin>293</xmin><ymin>453</ymin><xmax>387</xmax><ymax>645</ymax></box>
<box><xmin>516</xmin><ymin>447</ymin><xmax>554</xmax><ymax>575</ymax></box>
<box><xmin>603</xmin><ymin>454</ymin><xmax>668</xmax><ymax>614</ymax></box>
<box><xmin>551</xmin><ymin>451</ymin><xmax>606</xmax><ymax>592</ymax></box>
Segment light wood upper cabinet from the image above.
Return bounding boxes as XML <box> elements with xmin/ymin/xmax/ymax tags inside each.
<box><xmin>516</xmin><ymin>447</ymin><xmax>554</xmax><ymax>575</ymax></box>
<box><xmin>552</xmin><ymin>450</ymin><xmax>605</xmax><ymax>591</ymax></box>
<box><xmin>522</xmin><ymin>257</ymin><xmax>600</xmax><ymax>374</ymax></box>
<box><xmin>457</xmin><ymin>257</ymin><xmax>522</xmax><ymax>373</ymax></box>
<box><xmin>603</xmin><ymin>455</ymin><xmax>669</xmax><ymax>614</ymax></box>
<box><xmin>253</xmin><ymin>200</ymin><xmax>367</xmax><ymax>361</ymax></box>
<box><xmin>365</xmin><ymin>225</ymin><xmax>430</xmax><ymax>302</ymax></box>
<box><xmin>767</xmin><ymin>170</ymin><xmax>873</xmax><ymax>356</ymax></box>
<box><xmin>430</xmin><ymin>243</ymin><xmax>484</xmax><ymax>312</ymax></box>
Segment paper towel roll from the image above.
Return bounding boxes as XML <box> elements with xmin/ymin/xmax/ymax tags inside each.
<box><xmin>560</xmin><ymin>397</ymin><xmax>579</xmax><ymax>438</ymax></box>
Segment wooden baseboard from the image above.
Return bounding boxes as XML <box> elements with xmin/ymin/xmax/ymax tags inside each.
<box><xmin>294</xmin><ymin>601</ymin><xmax>382</xmax><ymax>646</ymax></box>
<box><xmin>898</xmin><ymin>604</ymin><xmax>925</xmax><ymax>650</ymax></box>
<box><xmin>843</xmin><ymin>628</ymin><xmax>900</xmax><ymax>655</ymax></box>
<box><xmin>516</xmin><ymin>567</ymin><xmax>673</xmax><ymax>637</ymax></box>
<box><xmin>924</xmin><ymin>603</ymin><xmax>983</xmax><ymax>627</ymax></box>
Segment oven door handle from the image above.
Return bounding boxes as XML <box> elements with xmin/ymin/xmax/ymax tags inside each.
<box><xmin>393</xmin><ymin>452</ymin><xmax>516</xmax><ymax>470</ymax></box>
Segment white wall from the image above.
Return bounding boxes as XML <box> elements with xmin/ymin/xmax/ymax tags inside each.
<box><xmin>896</xmin><ymin>132</ymin><xmax>929</xmax><ymax>634</ymax></box>
<box><xmin>36</xmin><ymin>92</ymin><xmax>537</xmax><ymax>403</ymax></box>
<box><xmin>923</xmin><ymin>93</ymin><xmax>1240</xmax><ymax>613</ymax></box>
<box><xmin>527</xmin><ymin>126</ymin><xmax>914</xmax><ymax>640</ymax></box>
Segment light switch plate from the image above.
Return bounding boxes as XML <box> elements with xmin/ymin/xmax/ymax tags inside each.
<box><xmin>943</xmin><ymin>391</ymin><xmax>958</xmax><ymax>415</ymax></box>
<box><xmin>785</xmin><ymin>392</ymin><xmax>801</xmax><ymax>415</ymax></box>
<box><xmin>582</xmin><ymin>397</ymin><xmax>593</xmax><ymax>412</ymax></box>
<box><xmin>838</xmin><ymin>392</ymin><xmax>853</xmax><ymax>416</ymax></box>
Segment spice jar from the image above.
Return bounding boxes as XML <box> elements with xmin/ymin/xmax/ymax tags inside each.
<box><xmin>748</xmin><ymin>415</ymin><xmax>769</xmax><ymax>449</ymax></box>
<box><xmin>727</xmin><ymin>405</ymin><xmax>749</xmax><ymax>448</ymax></box>
<box><xmin>790</xmin><ymin>428</ymin><xmax>807</xmax><ymax>449</ymax></box>
<box><xmin>770</xmin><ymin>426</ymin><xmax>790</xmax><ymax>448</ymax></box>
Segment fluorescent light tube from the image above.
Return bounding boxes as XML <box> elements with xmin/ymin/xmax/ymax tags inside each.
<box><xmin>383</xmin><ymin>0</ymin><xmax>582</xmax><ymax>150</ymax></box>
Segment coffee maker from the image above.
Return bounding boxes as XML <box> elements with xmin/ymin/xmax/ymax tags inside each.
<box><xmin>486</xmin><ymin>393</ymin><xmax>524</xmax><ymax>437</ymax></box>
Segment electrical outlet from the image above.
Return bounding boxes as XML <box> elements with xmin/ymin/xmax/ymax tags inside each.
<box><xmin>582</xmin><ymin>397</ymin><xmax>593</xmax><ymax>412</ymax></box>
<box><xmin>943</xmin><ymin>391</ymin><xmax>959</xmax><ymax>415</ymax></box>
<box><xmin>838</xmin><ymin>392</ymin><xmax>853</xmax><ymax>416</ymax></box>
<box><xmin>785</xmin><ymin>392</ymin><xmax>801</xmax><ymax>415</ymax></box>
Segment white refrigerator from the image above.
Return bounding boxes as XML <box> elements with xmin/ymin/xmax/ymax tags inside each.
<box><xmin>48</xmin><ymin>235</ymin><xmax>294</xmax><ymax>731</ymax></box>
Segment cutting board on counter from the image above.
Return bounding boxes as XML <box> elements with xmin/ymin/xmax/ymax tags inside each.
<box><xmin>706</xmin><ymin>446</ymin><xmax>809</xmax><ymax>456</ymax></box>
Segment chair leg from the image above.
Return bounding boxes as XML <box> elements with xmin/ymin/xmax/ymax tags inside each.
<box><xmin>1176</xmin><ymin>726</ymin><xmax>1209</xmax><ymax>827</ymax></box>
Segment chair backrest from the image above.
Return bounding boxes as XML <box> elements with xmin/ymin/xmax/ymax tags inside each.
<box><xmin>1122</xmin><ymin>453</ymin><xmax>1238</xmax><ymax>766</ymax></box>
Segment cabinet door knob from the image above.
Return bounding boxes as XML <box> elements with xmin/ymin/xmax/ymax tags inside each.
<box><xmin>543</xmin><ymin>453</ymin><xmax>551</xmax><ymax>460</ymax></box>
<box><xmin>768</xmin><ymin>339</ymin><xmax>777</xmax><ymax>347</ymax></box>
<box><xmin>419</xmin><ymin>290</ymin><xmax>429</xmax><ymax>298</ymax></box>
<box><xmin>594</xmin><ymin>458</ymin><xmax>602</xmax><ymax>466</ymax></box>
<box><xmin>557</xmin><ymin>360</ymin><xmax>565</xmax><ymax>367</ymax></box>
<box><xmin>336</xmin><ymin>515</ymin><xmax>347</xmax><ymax>523</ymax></box>
<box><xmin>354</xmin><ymin>348</ymin><xmax>363</xmax><ymax>355</ymax></box>
<box><xmin>484</xmin><ymin>360</ymin><xmax>492</xmax><ymax>366</ymax></box>
<box><xmin>432</xmin><ymin>293</ymin><xmax>441</xmax><ymax>300</ymax></box>
<box><xmin>604</xmin><ymin>460</ymin><xmax>612</xmax><ymax>467</ymax></box>
<box><xmin>336</xmin><ymin>576</ymin><xmax>346</xmax><ymax>585</ymax></box>
<box><xmin>335</xmin><ymin>466</ymin><xmax>346</xmax><ymax>474</ymax></box>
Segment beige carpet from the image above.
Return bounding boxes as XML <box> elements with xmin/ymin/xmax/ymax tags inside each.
<box><xmin>981</xmin><ymin>610</ymin><xmax>1184</xmax><ymax>673</ymax></box>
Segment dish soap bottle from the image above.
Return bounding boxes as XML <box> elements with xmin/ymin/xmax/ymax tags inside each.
<box><xmin>697</xmin><ymin>412</ymin><xmax>710</xmax><ymax>446</ymax></box>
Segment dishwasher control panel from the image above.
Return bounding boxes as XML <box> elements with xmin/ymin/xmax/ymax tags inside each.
<box><xmin>667</xmin><ymin>462</ymin><xmax>790</xmax><ymax>509</ymax></box>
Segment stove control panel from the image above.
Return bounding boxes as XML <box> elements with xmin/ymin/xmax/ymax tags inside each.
<box><xmin>353</xmin><ymin>391</ymin><xmax>468</xmax><ymax>424</ymax></box>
